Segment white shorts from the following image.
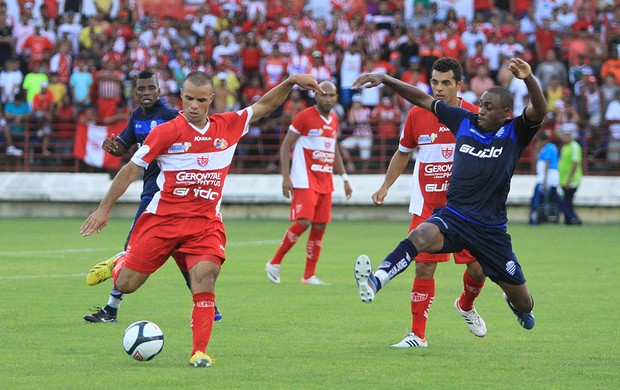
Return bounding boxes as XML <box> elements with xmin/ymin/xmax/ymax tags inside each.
<box><xmin>340</xmin><ymin>136</ymin><xmax>373</xmax><ymax>160</ymax></box>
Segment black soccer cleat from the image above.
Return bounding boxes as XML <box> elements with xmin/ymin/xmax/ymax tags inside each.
<box><xmin>84</xmin><ymin>307</ymin><xmax>117</xmax><ymax>323</ymax></box>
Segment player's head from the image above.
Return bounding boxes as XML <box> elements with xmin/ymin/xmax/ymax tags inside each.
<box><xmin>135</xmin><ymin>71</ymin><xmax>160</xmax><ymax>110</ymax></box>
<box><xmin>478</xmin><ymin>86</ymin><xmax>513</xmax><ymax>132</ymax></box>
<box><xmin>430</xmin><ymin>58</ymin><xmax>463</xmax><ymax>105</ymax></box>
<box><xmin>315</xmin><ymin>80</ymin><xmax>338</xmax><ymax>116</ymax></box>
<box><xmin>180</xmin><ymin>71</ymin><xmax>215</xmax><ymax>128</ymax></box>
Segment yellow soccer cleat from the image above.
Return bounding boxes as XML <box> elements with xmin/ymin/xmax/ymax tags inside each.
<box><xmin>189</xmin><ymin>351</ymin><xmax>213</xmax><ymax>367</ymax></box>
<box><xmin>85</xmin><ymin>252</ymin><xmax>125</xmax><ymax>286</ymax></box>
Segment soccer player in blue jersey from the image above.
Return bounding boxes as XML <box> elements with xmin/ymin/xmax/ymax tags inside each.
<box><xmin>83</xmin><ymin>71</ymin><xmax>221</xmax><ymax>323</ymax></box>
<box><xmin>352</xmin><ymin>58</ymin><xmax>545</xmax><ymax>330</ymax></box>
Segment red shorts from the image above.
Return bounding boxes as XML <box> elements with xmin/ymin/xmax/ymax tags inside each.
<box><xmin>124</xmin><ymin>213</ymin><xmax>226</xmax><ymax>275</ymax></box>
<box><xmin>290</xmin><ymin>188</ymin><xmax>332</xmax><ymax>223</ymax></box>
<box><xmin>409</xmin><ymin>213</ymin><xmax>476</xmax><ymax>264</ymax></box>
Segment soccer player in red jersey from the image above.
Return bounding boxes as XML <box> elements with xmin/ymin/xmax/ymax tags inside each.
<box><xmin>370</xmin><ymin>58</ymin><xmax>488</xmax><ymax>348</ymax></box>
<box><xmin>266</xmin><ymin>81</ymin><xmax>353</xmax><ymax>285</ymax></box>
<box><xmin>80</xmin><ymin>72</ymin><xmax>324</xmax><ymax>367</ymax></box>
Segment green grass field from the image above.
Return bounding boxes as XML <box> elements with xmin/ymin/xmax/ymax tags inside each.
<box><xmin>0</xmin><ymin>218</ymin><xmax>619</xmax><ymax>389</ymax></box>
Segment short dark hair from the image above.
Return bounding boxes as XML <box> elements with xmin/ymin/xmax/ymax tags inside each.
<box><xmin>137</xmin><ymin>70</ymin><xmax>155</xmax><ymax>80</ymax></box>
<box><xmin>432</xmin><ymin>58</ymin><xmax>463</xmax><ymax>83</ymax></box>
<box><xmin>486</xmin><ymin>86</ymin><xmax>514</xmax><ymax>110</ymax></box>
<box><xmin>183</xmin><ymin>71</ymin><xmax>214</xmax><ymax>89</ymax></box>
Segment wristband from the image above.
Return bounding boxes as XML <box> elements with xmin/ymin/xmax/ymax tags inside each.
<box><xmin>340</xmin><ymin>173</ymin><xmax>349</xmax><ymax>182</ymax></box>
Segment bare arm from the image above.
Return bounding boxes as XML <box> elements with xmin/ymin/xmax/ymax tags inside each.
<box><xmin>332</xmin><ymin>141</ymin><xmax>352</xmax><ymax>200</ymax></box>
<box><xmin>279</xmin><ymin>130</ymin><xmax>300</xmax><ymax>198</ymax></box>
<box><xmin>509</xmin><ymin>58</ymin><xmax>547</xmax><ymax>123</ymax></box>
<box><xmin>372</xmin><ymin>150</ymin><xmax>411</xmax><ymax>205</ymax></box>
<box><xmin>352</xmin><ymin>73</ymin><xmax>434</xmax><ymax>111</ymax></box>
<box><xmin>80</xmin><ymin>162</ymin><xmax>143</xmax><ymax>236</ymax></box>
<box><xmin>250</xmin><ymin>74</ymin><xmax>323</xmax><ymax>124</ymax></box>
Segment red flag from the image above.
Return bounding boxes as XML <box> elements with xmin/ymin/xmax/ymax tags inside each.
<box><xmin>73</xmin><ymin>122</ymin><xmax>126</xmax><ymax>169</ymax></box>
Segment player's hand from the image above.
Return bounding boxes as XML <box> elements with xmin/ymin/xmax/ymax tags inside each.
<box><xmin>293</xmin><ymin>74</ymin><xmax>325</xmax><ymax>95</ymax></box>
<box><xmin>80</xmin><ymin>208</ymin><xmax>110</xmax><ymax>237</ymax></box>
<box><xmin>372</xmin><ymin>187</ymin><xmax>388</xmax><ymax>205</ymax></box>
<box><xmin>508</xmin><ymin>58</ymin><xmax>532</xmax><ymax>80</ymax></box>
<box><xmin>351</xmin><ymin>73</ymin><xmax>385</xmax><ymax>90</ymax></box>
<box><xmin>343</xmin><ymin>181</ymin><xmax>353</xmax><ymax>200</ymax></box>
<box><xmin>102</xmin><ymin>134</ymin><xmax>118</xmax><ymax>153</ymax></box>
<box><xmin>282</xmin><ymin>176</ymin><xmax>293</xmax><ymax>198</ymax></box>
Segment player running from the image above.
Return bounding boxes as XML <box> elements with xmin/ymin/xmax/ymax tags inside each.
<box><xmin>371</xmin><ymin>58</ymin><xmax>487</xmax><ymax>348</ymax></box>
<box><xmin>353</xmin><ymin>58</ymin><xmax>545</xmax><ymax>331</ymax></box>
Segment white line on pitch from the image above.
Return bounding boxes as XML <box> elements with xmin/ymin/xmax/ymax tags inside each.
<box><xmin>0</xmin><ymin>273</ymin><xmax>86</xmax><ymax>280</ymax></box>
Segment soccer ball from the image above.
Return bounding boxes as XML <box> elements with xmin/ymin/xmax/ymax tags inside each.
<box><xmin>122</xmin><ymin>320</ymin><xmax>164</xmax><ymax>361</ymax></box>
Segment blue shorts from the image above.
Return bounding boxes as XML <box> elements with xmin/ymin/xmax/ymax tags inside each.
<box><xmin>426</xmin><ymin>208</ymin><xmax>526</xmax><ymax>285</ymax></box>
<box><xmin>124</xmin><ymin>196</ymin><xmax>152</xmax><ymax>247</ymax></box>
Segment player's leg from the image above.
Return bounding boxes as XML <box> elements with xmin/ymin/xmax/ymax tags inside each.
<box><xmin>301</xmin><ymin>192</ymin><xmax>331</xmax><ymax>285</ymax></box>
<box><xmin>454</xmin><ymin>254</ymin><xmax>487</xmax><ymax>337</ymax></box>
<box><xmin>173</xmin><ymin>253</ymin><xmax>222</xmax><ymax>322</ymax></box>
<box><xmin>498</xmin><ymin>281</ymin><xmax>535</xmax><ymax>330</ymax></box>
<box><xmin>266</xmin><ymin>189</ymin><xmax>313</xmax><ymax>283</ymax></box>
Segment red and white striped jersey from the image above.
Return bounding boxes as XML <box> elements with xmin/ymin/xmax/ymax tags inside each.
<box><xmin>399</xmin><ymin>99</ymin><xmax>478</xmax><ymax>216</ymax></box>
<box><xmin>131</xmin><ymin>108</ymin><xmax>252</xmax><ymax>220</ymax></box>
<box><xmin>289</xmin><ymin>106</ymin><xmax>339</xmax><ymax>194</ymax></box>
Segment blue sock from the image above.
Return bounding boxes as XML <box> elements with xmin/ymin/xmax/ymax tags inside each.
<box><xmin>377</xmin><ymin>239</ymin><xmax>419</xmax><ymax>282</ymax></box>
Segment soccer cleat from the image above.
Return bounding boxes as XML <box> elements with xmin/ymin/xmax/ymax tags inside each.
<box><xmin>391</xmin><ymin>332</ymin><xmax>428</xmax><ymax>348</ymax></box>
<box><xmin>454</xmin><ymin>298</ymin><xmax>487</xmax><ymax>337</ymax></box>
<box><xmin>503</xmin><ymin>293</ymin><xmax>535</xmax><ymax>330</ymax></box>
<box><xmin>189</xmin><ymin>351</ymin><xmax>213</xmax><ymax>367</ymax></box>
<box><xmin>301</xmin><ymin>275</ymin><xmax>330</xmax><ymax>285</ymax></box>
<box><xmin>83</xmin><ymin>307</ymin><xmax>117</xmax><ymax>323</ymax></box>
<box><xmin>265</xmin><ymin>262</ymin><xmax>281</xmax><ymax>284</ymax></box>
<box><xmin>86</xmin><ymin>252</ymin><xmax>125</xmax><ymax>286</ymax></box>
<box><xmin>354</xmin><ymin>254</ymin><xmax>378</xmax><ymax>303</ymax></box>
<box><xmin>214</xmin><ymin>305</ymin><xmax>222</xmax><ymax>322</ymax></box>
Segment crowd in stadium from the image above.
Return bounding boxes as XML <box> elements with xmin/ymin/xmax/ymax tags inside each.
<box><xmin>0</xmin><ymin>0</ymin><xmax>619</xmax><ymax>173</ymax></box>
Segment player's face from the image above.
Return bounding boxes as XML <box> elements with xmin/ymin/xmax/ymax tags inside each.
<box><xmin>135</xmin><ymin>77</ymin><xmax>160</xmax><ymax>109</ymax></box>
<box><xmin>180</xmin><ymin>81</ymin><xmax>214</xmax><ymax>128</ymax></box>
<box><xmin>430</xmin><ymin>70</ymin><xmax>461</xmax><ymax>104</ymax></box>
<box><xmin>315</xmin><ymin>85</ymin><xmax>338</xmax><ymax>116</ymax></box>
<box><xmin>478</xmin><ymin>91</ymin><xmax>509</xmax><ymax>132</ymax></box>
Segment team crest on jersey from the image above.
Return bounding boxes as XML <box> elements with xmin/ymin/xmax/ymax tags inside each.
<box><xmin>324</xmin><ymin>140</ymin><xmax>333</xmax><ymax>149</ymax></box>
<box><xmin>214</xmin><ymin>138</ymin><xmax>228</xmax><ymax>149</ymax></box>
<box><xmin>150</xmin><ymin>120</ymin><xmax>158</xmax><ymax>130</ymax></box>
<box><xmin>168</xmin><ymin>142</ymin><xmax>191</xmax><ymax>153</ymax></box>
<box><xmin>418</xmin><ymin>133</ymin><xmax>438</xmax><ymax>144</ymax></box>
<box><xmin>197</xmin><ymin>156</ymin><xmax>210</xmax><ymax>167</ymax></box>
<box><xmin>441</xmin><ymin>147</ymin><xmax>454</xmax><ymax>159</ymax></box>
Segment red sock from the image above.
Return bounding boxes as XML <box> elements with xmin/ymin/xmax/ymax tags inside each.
<box><xmin>458</xmin><ymin>269</ymin><xmax>486</xmax><ymax>311</ymax></box>
<box><xmin>270</xmin><ymin>222</ymin><xmax>308</xmax><ymax>265</ymax></box>
<box><xmin>112</xmin><ymin>254</ymin><xmax>126</xmax><ymax>287</ymax></box>
<box><xmin>303</xmin><ymin>227</ymin><xmax>325</xmax><ymax>279</ymax></box>
<box><xmin>191</xmin><ymin>292</ymin><xmax>215</xmax><ymax>355</ymax></box>
<box><xmin>410</xmin><ymin>278</ymin><xmax>435</xmax><ymax>340</ymax></box>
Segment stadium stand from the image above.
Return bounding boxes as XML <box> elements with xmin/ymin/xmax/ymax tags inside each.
<box><xmin>0</xmin><ymin>0</ymin><xmax>619</xmax><ymax>176</ymax></box>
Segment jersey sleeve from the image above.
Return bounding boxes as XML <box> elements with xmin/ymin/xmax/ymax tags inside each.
<box><xmin>431</xmin><ymin>100</ymin><xmax>473</xmax><ymax>135</ymax></box>
<box><xmin>399</xmin><ymin>109</ymin><xmax>418</xmax><ymax>153</ymax></box>
<box><xmin>515</xmin><ymin>109</ymin><xmax>544</xmax><ymax>147</ymax></box>
<box><xmin>116</xmin><ymin>113</ymin><xmax>137</xmax><ymax>149</ymax></box>
<box><xmin>289</xmin><ymin>109</ymin><xmax>306</xmax><ymax>135</ymax></box>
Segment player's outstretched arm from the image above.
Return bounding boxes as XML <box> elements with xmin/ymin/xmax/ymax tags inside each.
<box><xmin>251</xmin><ymin>74</ymin><xmax>323</xmax><ymax>123</ymax></box>
<box><xmin>80</xmin><ymin>162</ymin><xmax>143</xmax><ymax>236</ymax></box>
<box><xmin>508</xmin><ymin>58</ymin><xmax>547</xmax><ymax>123</ymax></box>
<box><xmin>352</xmin><ymin>73</ymin><xmax>434</xmax><ymax>111</ymax></box>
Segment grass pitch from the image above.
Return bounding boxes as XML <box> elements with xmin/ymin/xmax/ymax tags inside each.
<box><xmin>0</xmin><ymin>218</ymin><xmax>618</xmax><ymax>389</ymax></box>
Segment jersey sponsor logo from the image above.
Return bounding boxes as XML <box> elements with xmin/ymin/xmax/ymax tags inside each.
<box><xmin>308</xmin><ymin>129</ymin><xmax>323</xmax><ymax>136</ymax></box>
<box><xmin>197</xmin><ymin>156</ymin><xmax>210</xmax><ymax>167</ymax></box>
<box><xmin>459</xmin><ymin>144</ymin><xmax>503</xmax><ymax>158</ymax></box>
<box><xmin>506</xmin><ymin>260</ymin><xmax>516</xmax><ymax>275</ymax></box>
<box><xmin>194</xmin><ymin>135</ymin><xmax>212</xmax><ymax>141</ymax></box>
<box><xmin>311</xmin><ymin>163</ymin><xmax>333</xmax><ymax>173</ymax></box>
<box><xmin>312</xmin><ymin>150</ymin><xmax>335</xmax><ymax>163</ymax></box>
<box><xmin>193</xmin><ymin>187</ymin><xmax>220</xmax><ymax>200</ymax></box>
<box><xmin>439</xmin><ymin>126</ymin><xmax>450</xmax><ymax>132</ymax></box>
<box><xmin>176</xmin><ymin>171</ymin><xmax>222</xmax><ymax>185</ymax></box>
<box><xmin>423</xmin><ymin>163</ymin><xmax>452</xmax><ymax>179</ymax></box>
<box><xmin>173</xmin><ymin>188</ymin><xmax>190</xmax><ymax>196</ymax></box>
<box><xmin>411</xmin><ymin>292</ymin><xmax>429</xmax><ymax>302</ymax></box>
<box><xmin>214</xmin><ymin>138</ymin><xmax>228</xmax><ymax>149</ymax></box>
<box><xmin>418</xmin><ymin>133</ymin><xmax>438</xmax><ymax>144</ymax></box>
<box><xmin>168</xmin><ymin>142</ymin><xmax>191</xmax><ymax>153</ymax></box>
<box><xmin>441</xmin><ymin>147</ymin><xmax>453</xmax><ymax>159</ymax></box>
<box><xmin>425</xmin><ymin>182</ymin><xmax>449</xmax><ymax>192</ymax></box>
<box><xmin>195</xmin><ymin>300</ymin><xmax>215</xmax><ymax>308</ymax></box>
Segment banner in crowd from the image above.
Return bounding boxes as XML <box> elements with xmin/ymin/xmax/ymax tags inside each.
<box><xmin>73</xmin><ymin>122</ymin><xmax>127</xmax><ymax>170</ymax></box>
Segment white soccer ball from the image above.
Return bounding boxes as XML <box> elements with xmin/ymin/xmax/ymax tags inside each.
<box><xmin>122</xmin><ymin>320</ymin><xmax>164</xmax><ymax>361</ymax></box>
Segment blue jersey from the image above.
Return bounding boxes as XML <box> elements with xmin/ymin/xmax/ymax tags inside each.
<box><xmin>431</xmin><ymin>100</ymin><xmax>542</xmax><ymax>227</ymax></box>
<box><xmin>538</xmin><ymin>143</ymin><xmax>558</xmax><ymax>169</ymax></box>
<box><xmin>116</xmin><ymin>99</ymin><xmax>178</xmax><ymax>200</ymax></box>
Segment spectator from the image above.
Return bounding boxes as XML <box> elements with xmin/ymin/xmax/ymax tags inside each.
<box><xmin>22</xmin><ymin>62</ymin><xmax>49</xmax><ymax>105</ymax></box>
<box><xmin>457</xmin><ymin>78</ymin><xmax>478</xmax><ymax>104</ymax></box>
<box><xmin>31</xmin><ymin>81</ymin><xmax>55</xmax><ymax>156</ymax></box>
<box><xmin>559</xmin><ymin>128</ymin><xmax>583</xmax><ymax>225</ymax></box>
<box><xmin>339</xmin><ymin>41</ymin><xmax>362</xmax><ymax>108</ymax></box>
<box><xmin>309</xmin><ymin>50</ymin><xmax>333</xmax><ymax>83</ymax></box>
<box><xmin>535</xmin><ymin>49</ymin><xmax>568</xmax><ymax>92</ymax></box>
<box><xmin>0</xmin><ymin>58</ymin><xmax>23</xmax><ymax>104</ymax></box>
<box><xmin>0</xmin><ymin>13</ymin><xmax>13</xmax><ymax>68</ymax></box>
<box><xmin>461</xmin><ymin>21</ymin><xmax>486</xmax><ymax>58</ymax></box>
<box><xmin>482</xmin><ymin>32</ymin><xmax>501</xmax><ymax>81</ymax></box>
<box><xmin>48</xmin><ymin>72</ymin><xmax>67</xmax><ymax>106</ymax></box>
<box><xmin>535</xmin><ymin>17</ymin><xmax>556</xmax><ymax>63</ymax></box>
<box><xmin>340</xmin><ymin>94</ymin><xmax>373</xmax><ymax>173</ymax></box>
<box><xmin>69</xmin><ymin>59</ymin><xmax>95</xmax><ymax>113</ymax></box>
<box><xmin>49</xmin><ymin>42</ymin><xmax>72</xmax><ymax>85</ymax></box>
<box><xmin>371</xmin><ymin>94</ymin><xmax>401</xmax><ymax>161</ymax></box>
<box><xmin>94</xmin><ymin>59</ymin><xmax>124</xmax><ymax>123</ymax></box>
<box><xmin>262</xmin><ymin>44</ymin><xmax>288</xmax><ymax>91</ymax></box>
<box><xmin>580</xmin><ymin>76</ymin><xmax>603</xmax><ymax>129</ymax></box>
<box><xmin>3</xmin><ymin>91</ymin><xmax>31</xmax><ymax>157</ymax></box>
<box><xmin>604</xmin><ymin>89</ymin><xmax>620</xmax><ymax>163</ymax></box>
<box><xmin>601</xmin><ymin>73</ymin><xmax>620</xmax><ymax>112</ymax></box>
<box><xmin>545</xmin><ymin>75</ymin><xmax>564</xmax><ymax>116</ymax></box>
<box><xmin>469</xmin><ymin>64</ymin><xmax>495</xmax><ymax>99</ymax></box>
<box><xmin>601</xmin><ymin>48</ymin><xmax>620</xmax><ymax>86</ymax></box>
<box><xmin>360</xmin><ymin>51</ymin><xmax>395</xmax><ymax>109</ymax></box>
